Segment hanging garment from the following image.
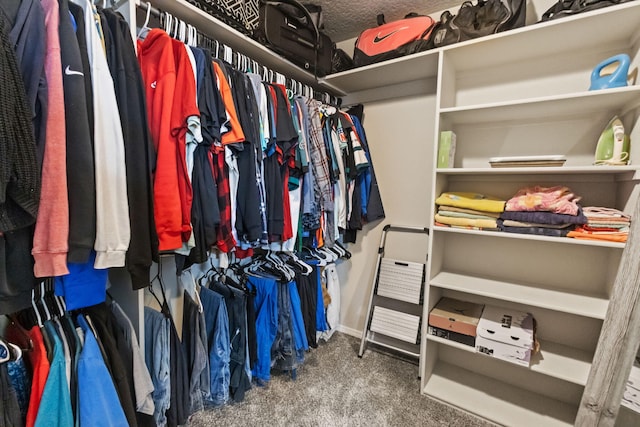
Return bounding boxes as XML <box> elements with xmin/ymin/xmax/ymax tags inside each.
<box><xmin>226</xmin><ymin>67</ymin><xmax>263</xmax><ymax>245</ymax></box>
<box><xmin>0</xmin><ymin>11</ymin><xmax>38</xmax><ymax>310</ymax></box>
<box><xmin>144</xmin><ymin>306</ymin><xmax>170</xmax><ymax>427</ymax></box>
<box><xmin>102</xmin><ymin>9</ymin><xmax>158</xmax><ymax>289</ymax></box>
<box><xmin>246</xmin><ymin>274</ymin><xmax>278</xmax><ymax>383</ymax></box>
<box><xmin>34</xmin><ymin>321</ymin><xmax>73</xmax><ymax>427</ymax></box>
<box><xmin>59</xmin><ymin>0</ymin><xmax>95</xmax><ymax>264</ymax></box>
<box><xmin>0</xmin><ymin>12</ymin><xmax>41</xmax><ymax>307</ymax></box>
<box><xmin>187</xmin><ymin>144</ymin><xmax>220</xmax><ymax>264</ymax></box>
<box><xmin>288</xmin><ymin>280</ymin><xmax>308</xmax><ymax>358</ymax></box>
<box><xmin>162</xmin><ymin>301</ymin><xmax>189</xmax><ymax>426</ymax></box>
<box><xmin>178</xmin><ymin>270</ymin><xmax>211</xmax><ymax>405</ymax></box>
<box><xmin>199</xmin><ymin>286</ymin><xmax>230</xmax><ymax>406</ymax></box>
<box><xmin>110</xmin><ymin>301</ymin><xmax>155</xmax><ymax>418</ymax></box>
<box><xmin>1</xmin><ymin>0</ymin><xmax>48</xmax><ymax>166</ymax></box>
<box><xmin>84</xmin><ymin>303</ymin><xmax>138</xmax><ymax>427</ymax></box>
<box><xmin>312</xmin><ymin>262</ymin><xmax>328</xmax><ymax>334</ymax></box>
<box><xmin>210</xmin><ymin>279</ymin><xmax>251</xmax><ymax>402</ymax></box>
<box><xmin>181</xmin><ymin>291</ymin><xmax>208</xmax><ymax>414</ymax></box>
<box><xmin>271</xmin><ymin>281</ymin><xmax>297</xmax><ymax>372</ymax></box>
<box><xmin>32</xmin><ymin>0</ymin><xmax>69</xmax><ymax>278</ymax></box>
<box><xmin>6</xmin><ymin>357</ymin><xmax>30</xmax><ymax>423</ymax></box>
<box><xmin>295</xmin><ymin>268</ymin><xmax>318</xmax><ymax>348</ymax></box>
<box><xmin>70</xmin><ymin>0</ymin><xmax>130</xmax><ymax>269</ymax></box>
<box><xmin>212</xmin><ymin>150</ymin><xmax>236</xmax><ymax>253</ymax></box>
<box><xmin>138</xmin><ymin>29</ymin><xmax>183</xmax><ymax>251</ymax></box>
<box><xmin>350</xmin><ymin>113</ymin><xmax>385</xmax><ymax>223</ymax></box>
<box><xmin>319</xmin><ymin>263</ymin><xmax>340</xmax><ymax>341</ymax></box>
<box><xmin>0</xmin><ymin>362</ymin><xmax>22</xmax><ymax>427</ymax></box>
<box><xmin>170</xmin><ymin>39</ymin><xmax>200</xmax><ymax>250</ymax></box>
<box><xmin>54</xmin><ymin>251</ymin><xmax>108</xmax><ymax>310</ymax></box>
<box><xmin>5</xmin><ymin>323</ymin><xmax>50</xmax><ymax>427</ymax></box>
<box><xmin>77</xmin><ymin>314</ymin><xmax>128</xmax><ymax>427</ymax></box>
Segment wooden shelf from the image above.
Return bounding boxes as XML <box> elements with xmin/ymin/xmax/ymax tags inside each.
<box><xmin>426</xmin><ymin>335</ymin><xmax>592</xmax><ymax>386</ymax></box>
<box><xmin>430</xmin><ymin>271</ymin><xmax>610</xmax><ymax>319</ymax></box>
<box><xmin>433</xmin><ymin>226</ymin><xmax>626</xmax><ymax>249</ymax></box>
<box><xmin>146</xmin><ymin>0</ymin><xmax>345</xmax><ymax>95</ymax></box>
<box><xmin>423</xmin><ymin>362</ymin><xmax>578</xmax><ymax>427</ymax></box>
<box><xmin>439</xmin><ymin>86</ymin><xmax>640</xmax><ymax>125</ymax></box>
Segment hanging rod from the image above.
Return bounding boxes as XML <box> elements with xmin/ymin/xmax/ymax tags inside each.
<box><xmin>132</xmin><ymin>0</ymin><xmax>342</xmax><ymax>104</ymax></box>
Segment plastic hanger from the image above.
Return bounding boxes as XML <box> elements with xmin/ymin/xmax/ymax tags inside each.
<box><xmin>137</xmin><ymin>2</ymin><xmax>151</xmax><ymax>39</ymax></box>
<box><xmin>30</xmin><ymin>288</ymin><xmax>43</xmax><ymax>328</ymax></box>
<box><xmin>0</xmin><ymin>340</ymin><xmax>11</xmax><ymax>363</ymax></box>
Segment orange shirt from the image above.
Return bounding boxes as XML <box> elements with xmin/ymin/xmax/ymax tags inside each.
<box><xmin>212</xmin><ymin>61</ymin><xmax>245</xmax><ymax>148</ymax></box>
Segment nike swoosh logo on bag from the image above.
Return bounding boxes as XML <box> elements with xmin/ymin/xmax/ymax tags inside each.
<box><xmin>64</xmin><ymin>65</ymin><xmax>84</xmax><ymax>76</ymax></box>
<box><xmin>373</xmin><ymin>26</ymin><xmax>409</xmax><ymax>43</ymax></box>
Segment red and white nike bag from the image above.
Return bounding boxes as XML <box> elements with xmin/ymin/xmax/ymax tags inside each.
<box><xmin>353</xmin><ymin>13</ymin><xmax>436</xmax><ymax>67</ymax></box>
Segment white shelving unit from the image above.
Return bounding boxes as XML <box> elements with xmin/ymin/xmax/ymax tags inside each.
<box><xmin>418</xmin><ymin>2</ymin><xmax>640</xmax><ymax>425</ymax></box>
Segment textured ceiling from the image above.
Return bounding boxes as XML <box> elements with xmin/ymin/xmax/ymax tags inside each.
<box><xmin>312</xmin><ymin>0</ymin><xmax>464</xmax><ymax>42</ymax></box>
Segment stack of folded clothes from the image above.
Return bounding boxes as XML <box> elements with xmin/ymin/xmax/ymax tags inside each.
<box><xmin>498</xmin><ymin>186</ymin><xmax>587</xmax><ymax>237</ymax></box>
<box><xmin>567</xmin><ymin>206</ymin><xmax>631</xmax><ymax>243</ymax></box>
<box><xmin>434</xmin><ymin>192</ymin><xmax>506</xmax><ymax>231</ymax></box>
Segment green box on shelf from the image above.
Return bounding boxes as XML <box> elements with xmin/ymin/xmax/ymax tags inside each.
<box><xmin>438</xmin><ymin>131</ymin><xmax>456</xmax><ymax>168</ymax></box>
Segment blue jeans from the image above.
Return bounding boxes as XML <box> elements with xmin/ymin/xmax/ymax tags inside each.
<box><xmin>272</xmin><ymin>281</ymin><xmax>296</xmax><ymax>372</ymax></box>
<box><xmin>199</xmin><ymin>287</ymin><xmax>230</xmax><ymax>406</ymax></box>
<box><xmin>247</xmin><ymin>275</ymin><xmax>278</xmax><ymax>382</ymax></box>
<box><xmin>289</xmin><ymin>281</ymin><xmax>308</xmax><ymax>360</ymax></box>
<box><xmin>144</xmin><ymin>307</ymin><xmax>171</xmax><ymax>426</ymax></box>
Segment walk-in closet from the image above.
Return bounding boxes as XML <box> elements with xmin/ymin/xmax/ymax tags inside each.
<box><xmin>2</xmin><ymin>0</ymin><xmax>640</xmax><ymax>425</ymax></box>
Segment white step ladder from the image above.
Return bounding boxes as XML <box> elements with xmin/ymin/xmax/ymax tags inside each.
<box><xmin>358</xmin><ymin>224</ymin><xmax>429</xmax><ymax>360</ymax></box>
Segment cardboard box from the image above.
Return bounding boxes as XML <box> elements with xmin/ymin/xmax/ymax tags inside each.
<box><xmin>428</xmin><ymin>297</ymin><xmax>484</xmax><ymax>337</ymax></box>
<box><xmin>437</xmin><ymin>131</ymin><xmax>456</xmax><ymax>168</ymax></box>
<box><xmin>475</xmin><ymin>305</ymin><xmax>534</xmax><ymax>367</ymax></box>
<box><xmin>428</xmin><ymin>325</ymin><xmax>475</xmax><ymax>347</ymax></box>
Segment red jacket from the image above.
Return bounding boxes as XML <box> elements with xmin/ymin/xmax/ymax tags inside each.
<box><xmin>170</xmin><ymin>39</ymin><xmax>199</xmax><ymax>244</ymax></box>
<box><xmin>138</xmin><ymin>29</ymin><xmax>182</xmax><ymax>251</ymax></box>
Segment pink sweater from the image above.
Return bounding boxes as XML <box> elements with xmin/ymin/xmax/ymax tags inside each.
<box><xmin>32</xmin><ymin>0</ymin><xmax>69</xmax><ymax>277</ymax></box>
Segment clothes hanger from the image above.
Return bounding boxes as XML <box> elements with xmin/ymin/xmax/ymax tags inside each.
<box><xmin>137</xmin><ymin>2</ymin><xmax>151</xmax><ymax>39</ymax></box>
<box><xmin>37</xmin><ymin>281</ymin><xmax>52</xmax><ymax>322</ymax></box>
<box><xmin>178</xmin><ymin>19</ymin><xmax>186</xmax><ymax>43</ymax></box>
<box><xmin>30</xmin><ymin>288</ymin><xmax>44</xmax><ymax>328</ymax></box>
<box><xmin>148</xmin><ymin>262</ymin><xmax>165</xmax><ymax>310</ymax></box>
<box><xmin>164</xmin><ymin>11</ymin><xmax>173</xmax><ymax>35</ymax></box>
<box><xmin>0</xmin><ymin>339</ymin><xmax>11</xmax><ymax>363</ymax></box>
<box><xmin>282</xmin><ymin>252</ymin><xmax>313</xmax><ymax>275</ymax></box>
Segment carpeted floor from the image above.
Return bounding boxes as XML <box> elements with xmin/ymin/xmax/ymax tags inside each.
<box><xmin>188</xmin><ymin>332</ymin><xmax>495</xmax><ymax>427</ymax></box>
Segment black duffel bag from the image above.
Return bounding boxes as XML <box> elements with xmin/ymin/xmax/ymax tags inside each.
<box><xmin>254</xmin><ymin>0</ymin><xmax>333</xmax><ymax>77</ymax></box>
<box><xmin>541</xmin><ymin>0</ymin><xmax>629</xmax><ymax>21</ymax></box>
<box><xmin>453</xmin><ymin>0</ymin><xmax>526</xmax><ymax>42</ymax></box>
<box><xmin>428</xmin><ymin>0</ymin><xmax>525</xmax><ymax>48</ymax></box>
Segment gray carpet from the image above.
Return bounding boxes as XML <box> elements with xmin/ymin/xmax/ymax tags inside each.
<box><xmin>188</xmin><ymin>332</ymin><xmax>495</xmax><ymax>427</ymax></box>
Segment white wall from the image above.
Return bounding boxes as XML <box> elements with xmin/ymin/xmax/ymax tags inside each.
<box><xmin>337</xmin><ymin>91</ymin><xmax>437</xmax><ymax>336</ymax></box>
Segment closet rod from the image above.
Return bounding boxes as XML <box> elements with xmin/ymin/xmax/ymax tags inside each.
<box><xmin>134</xmin><ymin>0</ymin><xmax>341</xmax><ymax>105</ymax></box>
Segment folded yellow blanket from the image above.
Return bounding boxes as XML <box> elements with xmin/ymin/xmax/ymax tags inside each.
<box><xmin>435</xmin><ymin>192</ymin><xmax>506</xmax><ymax>213</ymax></box>
<box><xmin>434</xmin><ymin>213</ymin><xmax>498</xmax><ymax>229</ymax></box>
